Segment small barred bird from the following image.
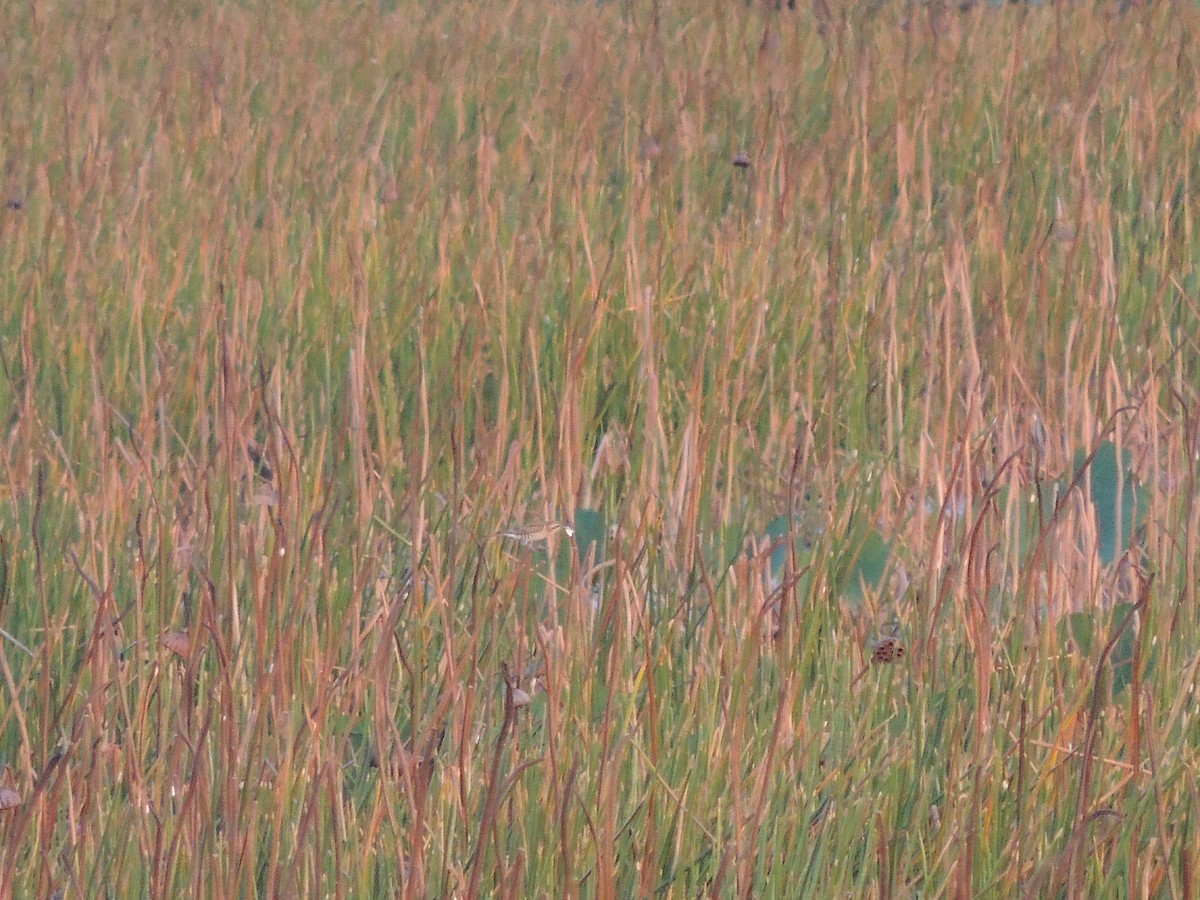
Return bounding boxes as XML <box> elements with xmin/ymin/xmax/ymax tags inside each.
<box><xmin>494</xmin><ymin>521</ymin><xmax>575</xmax><ymax>548</ymax></box>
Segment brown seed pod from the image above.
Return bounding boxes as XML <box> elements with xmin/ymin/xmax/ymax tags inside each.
<box><xmin>161</xmin><ymin>631</ymin><xmax>192</xmax><ymax>658</ymax></box>
<box><xmin>870</xmin><ymin>636</ymin><xmax>906</xmax><ymax>665</ymax></box>
<box><xmin>246</xmin><ymin>442</ymin><xmax>273</xmax><ymax>481</ymax></box>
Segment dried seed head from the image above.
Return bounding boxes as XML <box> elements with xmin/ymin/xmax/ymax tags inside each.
<box><xmin>595</xmin><ymin>427</ymin><xmax>630</xmax><ymax>474</ymax></box>
<box><xmin>161</xmin><ymin>631</ymin><xmax>192</xmax><ymax>658</ymax></box>
<box><xmin>246</xmin><ymin>442</ymin><xmax>273</xmax><ymax>481</ymax></box>
<box><xmin>1053</xmin><ymin>196</ymin><xmax>1076</xmax><ymax>243</ymax></box>
<box><xmin>252</xmin><ymin>484</ymin><xmax>280</xmax><ymax>507</ymax></box>
<box><xmin>870</xmin><ymin>635</ymin><xmax>906</xmax><ymax>665</ymax></box>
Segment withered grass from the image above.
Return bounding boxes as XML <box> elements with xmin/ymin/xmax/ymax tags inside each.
<box><xmin>0</xmin><ymin>0</ymin><xmax>1198</xmax><ymax>896</ymax></box>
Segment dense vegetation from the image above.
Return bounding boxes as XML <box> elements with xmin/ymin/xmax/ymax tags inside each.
<box><xmin>1</xmin><ymin>0</ymin><xmax>1198</xmax><ymax>895</ymax></box>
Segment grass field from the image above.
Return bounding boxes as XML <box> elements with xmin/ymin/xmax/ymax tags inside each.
<box><xmin>1</xmin><ymin>0</ymin><xmax>1199</xmax><ymax>896</ymax></box>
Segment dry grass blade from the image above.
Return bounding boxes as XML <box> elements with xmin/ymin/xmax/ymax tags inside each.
<box><xmin>0</xmin><ymin>1</ymin><xmax>1195</xmax><ymax>895</ymax></box>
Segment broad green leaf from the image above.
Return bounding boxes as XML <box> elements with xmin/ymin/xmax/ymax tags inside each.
<box><xmin>1061</xmin><ymin>610</ymin><xmax>1095</xmax><ymax>656</ymax></box>
<box><xmin>553</xmin><ymin>508</ymin><xmax>605</xmax><ymax>587</ymax></box>
<box><xmin>1075</xmin><ymin>441</ymin><xmax>1147</xmax><ymax>566</ymax></box>
<box><xmin>765</xmin><ymin>514</ymin><xmax>790</xmax><ymax>579</ymax></box>
<box><xmin>842</xmin><ymin>530</ymin><xmax>890</xmax><ymax>603</ymax></box>
<box><xmin>1058</xmin><ymin>602</ymin><xmax>1151</xmax><ymax>697</ymax></box>
<box><xmin>572</xmin><ymin>508</ymin><xmax>606</xmax><ymax>566</ymax></box>
<box><xmin>1109</xmin><ymin>601</ymin><xmax>1142</xmax><ymax>696</ymax></box>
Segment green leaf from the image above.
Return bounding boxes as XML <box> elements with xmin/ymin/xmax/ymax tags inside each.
<box><xmin>1108</xmin><ymin>602</ymin><xmax>1140</xmax><ymax>696</ymax></box>
<box><xmin>999</xmin><ymin>483</ymin><xmax>1058</xmax><ymax>558</ymax></box>
<box><xmin>572</xmin><ymin>508</ymin><xmax>606</xmax><ymax>566</ymax></box>
<box><xmin>1057</xmin><ymin>602</ymin><xmax>1150</xmax><ymax>697</ymax></box>
<box><xmin>1081</xmin><ymin>441</ymin><xmax>1146</xmax><ymax>566</ymax></box>
<box><xmin>1061</xmin><ymin>611</ymin><xmax>1095</xmax><ymax>656</ymax></box>
<box><xmin>765</xmin><ymin>514</ymin><xmax>790</xmax><ymax>579</ymax></box>
<box><xmin>842</xmin><ymin>530</ymin><xmax>890</xmax><ymax>603</ymax></box>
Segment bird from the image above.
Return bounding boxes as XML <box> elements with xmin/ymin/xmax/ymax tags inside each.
<box><xmin>492</xmin><ymin>521</ymin><xmax>575</xmax><ymax>548</ymax></box>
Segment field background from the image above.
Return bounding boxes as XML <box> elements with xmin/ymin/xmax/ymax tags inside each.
<box><xmin>1</xmin><ymin>0</ymin><xmax>1199</xmax><ymax>896</ymax></box>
